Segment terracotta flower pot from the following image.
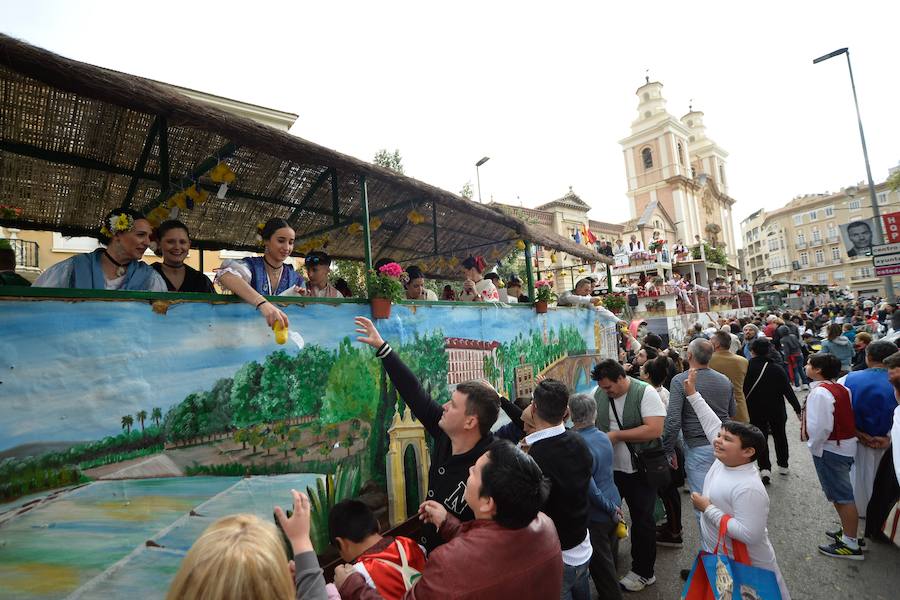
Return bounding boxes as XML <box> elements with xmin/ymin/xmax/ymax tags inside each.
<box><xmin>535</xmin><ymin>300</ymin><xmax>548</xmax><ymax>314</ymax></box>
<box><xmin>371</xmin><ymin>297</ymin><xmax>392</xmax><ymax>319</ymax></box>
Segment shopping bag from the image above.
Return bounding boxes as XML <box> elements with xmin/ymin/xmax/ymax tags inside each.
<box><xmin>682</xmin><ymin>515</ymin><xmax>782</xmax><ymax>600</ymax></box>
<box><xmin>883</xmin><ymin>499</ymin><xmax>900</xmax><ymax>548</ymax></box>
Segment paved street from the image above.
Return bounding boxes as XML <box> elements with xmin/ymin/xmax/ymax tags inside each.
<box><xmin>612</xmin><ymin>393</ymin><xmax>900</xmax><ymax>599</ymax></box>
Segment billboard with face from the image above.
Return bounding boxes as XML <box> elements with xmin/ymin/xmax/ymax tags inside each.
<box><xmin>840</xmin><ymin>218</ymin><xmax>876</xmax><ymax>258</ymax></box>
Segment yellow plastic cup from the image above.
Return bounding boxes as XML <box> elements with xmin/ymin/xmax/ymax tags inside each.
<box><xmin>616</xmin><ymin>520</ymin><xmax>628</xmax><ymax>539</ymax></box>
<box><xmin>273</xmin><ymin>321</ymin><xmax>288</xmax><ymax>345</ymax></box>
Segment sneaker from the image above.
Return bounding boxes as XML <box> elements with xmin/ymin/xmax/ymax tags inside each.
<box><xmin>778</xmin><ymin>466</ymin><xmax>790</xmax><ymax>476</ymax></box>
<box><xmin>619</xmin><ymin>571</ymin><xmax>657</xmax><ymax>592</ymax></box>
<box><xmin>818</xmin><ymin>540</ymin><xmax>864</xmax><ymax>560</ymax></box>
<box><xmin>826</xmin><ymin>528</ymin><xmax>866</xmax><ymax>548</ymax></box>
<box><xmin>760</xmin><ymin>469</ymin><xmax>771</xmax><ymax>485</ymax></box>
<box><xmin>656</xmin><ymin>529</ymin><xmax>684</xmax><ymax>548</ymax></box>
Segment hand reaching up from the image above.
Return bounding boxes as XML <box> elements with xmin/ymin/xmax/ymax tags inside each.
<box><xmin>354</xmin><ymin>316</ymin><xmax>385</xmax><ymax>349</ymax></box>
<box><xmin>683</xmin><ymin>368</ymin><xmax>698</xmax><ymax>397</ymax></box>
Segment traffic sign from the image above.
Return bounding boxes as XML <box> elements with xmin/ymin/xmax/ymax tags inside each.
<box><xmin>873</xmin><ymin>254</ymin><xmax>900</xmax><ymax>267</ymax></box>
<box><xmin>876</xmin><ymin>265</ymin><xmax>900</xmax><ymax>277</ymax></box>
<box><xmin>872</xmin><ymin>243</ymin><xmax>900</xmax><ymax>257</ymax></box>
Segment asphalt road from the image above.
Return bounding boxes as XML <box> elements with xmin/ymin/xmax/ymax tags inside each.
<box><xmin>610</xmin><ymin>391</ymin><xmax>900</xmax><ymax>599</ymax></box>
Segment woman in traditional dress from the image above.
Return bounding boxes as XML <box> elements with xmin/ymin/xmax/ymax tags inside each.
<box><xmin>150</xmin><ymin>220</ymin><xmax>214</xmax><ymax>293</ymax></box>
<box><xmin>460</xmin><ymin>255</ymin><xmax>499</xmax><ymax>301</ymax></box>
<box><xmin>215</xmin><ymin>218</ymin><xmax>303</xmax><ymax>327</ymax></box>
<box><xmin>403</xmin><ymin>265</ymin><xmax>438</xmax><ymax>300</ymax></box>
<box><xmin>34</xmin><ymin>209</ymin><xmax>167</xmax><ymax>292</ymax></box>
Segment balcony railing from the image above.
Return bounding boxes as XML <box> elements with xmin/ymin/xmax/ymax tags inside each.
<box><xmin>809</xmin><ymin>239</ymin><xmax>823</xmax><ymax>247</ymax></box>
<box><xmin>851</xmin><ymin>274</ymin><xmax>875</xmax><ymax>281</ymax></box>
<box><xmin>7</xmin><ymin>239</ymin><xmax>39</xmax><ymax>268</ymax></box>
<box><xmin>795</xmin><ymin>242</ymin><xmax>807</xmax><ymax>250</ymax></box>
<box><xmin>827</xmin><ymin>235</ymin><xmax>840</xmax><ymax>244</ymax></box>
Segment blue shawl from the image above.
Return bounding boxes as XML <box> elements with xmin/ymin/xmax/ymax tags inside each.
<box><xmin>71</xmin><ymin>249</ymin><xmax>157</xmax><ymax>290</ymax></box>
<box><xmin>244</xmin><ymin>256</ymin><xmax>304</xmax><ymax>295</ymax></box>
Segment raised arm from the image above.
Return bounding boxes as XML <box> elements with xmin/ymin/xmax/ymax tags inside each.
<box><xmin>355</xmin><ymin>317</ymin><xmax>443</xmax><ymax>435</ymax></box>
<box><xmin>682</xmin><ymin>368</ymin><xmax>722</xmax><ymax>445</ymax></box>
<box><xmin>217</xmin><ymin>268</ymin><xmax>289</xmax><ymax>328</ymax></box>
<box><xmin>662</xmin><ymin>375</ymin><xmax>685</xmax><ymax>455</ymax></box>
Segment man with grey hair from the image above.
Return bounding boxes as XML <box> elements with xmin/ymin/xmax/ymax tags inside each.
<box><xmin>569</xmin><ymin>393</ymin><xmax>622</xmax><ymax>600</ymax></box>
<box><xmin>663</xmin><ymin>339</ymin><xmax>736</xmax><ymax>519</ymax></box>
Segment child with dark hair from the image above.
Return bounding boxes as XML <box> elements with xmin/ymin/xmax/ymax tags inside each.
<box><xmin>329</xmin><ymin>500</ymin><xmax>426</xmax><ymax>600</ymax></box>
<box><xmin>804</xmin><ymin>353</ymin><xmax>863</xmax><ymax>559</ymax></box>
<box><xmin>682</xmin><ymin>368</ymin><xmax>790</xmax><ymax>599</ymax></box>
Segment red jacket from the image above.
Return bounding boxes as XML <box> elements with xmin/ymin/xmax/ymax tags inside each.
<box><xmin>339</xmin><ymin>513</ymin><xmax>562</xmax><ymax>600</ymax></box>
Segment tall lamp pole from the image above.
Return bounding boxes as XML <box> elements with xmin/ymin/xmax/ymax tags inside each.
<box><xmin>475</xmin><ymin>156</ymin><xmax>490</xmax><ymax>203</ymax></box>
<box><xmin>814</xmin><ymin>48</ymin><xmax>893</xmax><ymax>299</ymax></box>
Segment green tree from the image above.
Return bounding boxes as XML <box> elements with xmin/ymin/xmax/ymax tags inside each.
<box><xmin>263</xmin><ymin>434</ymin><xmax>279</xmax><ymax>457</ymax></box>
<box><xmin>332</xmin><ymin>260</ymin><xmax>366</xmax><ymax>296</ymax></box>
<box><xmin>136</xmin><ymin>410</ymin><xmax>147</xmax><ymax>433</ymax></box>
<box><xmin>291</xmin><ymin>346</ymin><xmax>334</xmax><ymax>416</ymax></box>
<box><xmin>230</xmin><ymin>361</ymin><xmax>264</xmax><ymax>428</ymax></box>
<box><xmin>373</xmin><ymin>149</ymin><xmax>404</xmax><ymax>174</ymax></box>
<box><xmin>460</xmin><ymin>181</ymin><xmax>473</xmax><ymax>200</ymax></box>
<box><xmin>121</xmin><ymin>415</ymin><xmax>134</xmax><ymax>435</ymax></box>
<box><xmin>151</xmin><ymin>407</ymin><xmax>162</xmax><ymax>427</ymax></box>
<box><xmin>321</xmin><ymin>338</ymin><xmax>379</xmax><ymax>424</ymax></box>
<box><xmin>234</xmin><ymin>428</ymin><xmax>247</xmax><ymax>450</ymax></box>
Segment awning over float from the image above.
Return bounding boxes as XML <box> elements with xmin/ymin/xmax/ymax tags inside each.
<box><xmin>0</xmin><ymin>34</ymin><xmax>608</xmax><ymax>279</ymax></box>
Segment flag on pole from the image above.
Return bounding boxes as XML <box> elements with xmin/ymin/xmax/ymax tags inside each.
<box><xmin>573</xmin><ymin>229</ymin><xmax>582</xmax><ymax>244</ymax></box>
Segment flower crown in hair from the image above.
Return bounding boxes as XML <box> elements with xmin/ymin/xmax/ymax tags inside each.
<box><xmin>255</xmin><ymin>222</ymin><xmax>265</xmax><ymax>244</ymax></box>
<box><xmin>100</xmin><ymin>212</ymin><xmax>135</xmax><ymax>239</ymax></box>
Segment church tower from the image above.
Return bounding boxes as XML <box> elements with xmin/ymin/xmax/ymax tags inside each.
<box><xmin>619</xmin><ymin>80</ymin><xmax>693</xmax><ymax>241</ymax></box>
<box><xmin>619</xmin><ymin>79</ymin><xmax>738</xmax><ymax>262</ymax></box>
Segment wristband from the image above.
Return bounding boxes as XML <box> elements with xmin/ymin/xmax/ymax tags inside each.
<box><xmin>376</xmin><ymin>341</ymin><xmax>389</xmax><ymax>355</ymax></box>
<box><xmin>255</xmin><ymin>299</ymin><xmax>268</xmax><ymax>309</ymax></box>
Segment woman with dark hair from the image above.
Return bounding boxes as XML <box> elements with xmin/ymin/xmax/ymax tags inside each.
<box><xmin>820</xmin><ymin>323</ymin><xmax>854</xmax><ymax>375</ymax></box>
<box><xmin>744</xmin><ymin>337</ymin><xmax>802</xmax><ymax>485</ymax></box>
<box><xmin>216</xmin><ymin>218</ymin><xmax>304</xmax><ymax>327</ymax></box>
<box><xmin>150</xmin><ymin>220</ymin><xmax>214</xmax><ymax>293</ymax></box>
<box><xmin>460</xmin><ymin>255</ymin><xmax>499</xmax><ymax>302</ymax></box>
<box><xmin>403</xmin><ymin>265</ymin><xmax>437</xmax><ymax>300</ymax></box>
<box><xmin>34</xmin><ymin>209</ymin><xmax>167</xmax><ymax>291</ymax></box>
<box><xmin>441</xmin><ymin>284</ymin><xmax>456</xmax><ymax>301</ymax></box>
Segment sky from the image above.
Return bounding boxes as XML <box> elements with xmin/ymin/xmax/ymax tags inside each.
<box><xmin>4</xmin><ymin>1</ymin><xmax>899</xmax><ymax>245</ymax></box>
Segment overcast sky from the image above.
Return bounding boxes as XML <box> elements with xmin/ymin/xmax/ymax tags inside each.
<box><xmin>4</xmin><ymin>1</ymin><xmax>899</xmax><ymax>244</ymax></box>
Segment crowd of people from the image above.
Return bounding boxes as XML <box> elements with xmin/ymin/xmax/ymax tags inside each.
<box><xmin>158</xmin><ymin>297</ymin><xmax>899</xmax><ymax>599</ymax></box>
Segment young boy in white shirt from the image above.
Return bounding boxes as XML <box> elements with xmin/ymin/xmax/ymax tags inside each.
<box><xmin>682</xmin><ymin>369</ymin><xmax>790</xmax><ymax>599</ymax></box>
<box><xmin>804</xmin><ymin>352</ymin><xmax>863</xmax><ymax>559</ymax></box>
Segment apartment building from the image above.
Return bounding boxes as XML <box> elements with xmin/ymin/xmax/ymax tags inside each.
<box><xmin>741</xmin><ymin>166</ymin><xmax>900</xmax><ymax>297</ymax></box>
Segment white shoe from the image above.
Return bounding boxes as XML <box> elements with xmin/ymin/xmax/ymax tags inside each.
<box><xmin>778</xmin><ymin>466</ymin><xmax>790</xmax><ymax>476</ymax></box>
<box><xmin>619</xmin><ymin>571</ymin><xmax>656</xmax><ymax>592</ymax></box>
<box><xmin>760</xmin><ymin>469</ymin><xmax>771</xmax><ymax>485</ymax></box>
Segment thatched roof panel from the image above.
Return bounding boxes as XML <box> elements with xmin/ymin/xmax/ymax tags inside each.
<box><xmin>0</xmin><ymin>34</ymin><xmax>609</xmax><ymax>276</ymax></box>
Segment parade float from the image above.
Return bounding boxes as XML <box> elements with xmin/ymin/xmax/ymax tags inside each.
<box><xmin>0</xmin><ymin>34</ymin><xmax>619</xmax><ymax>599</ymax></box>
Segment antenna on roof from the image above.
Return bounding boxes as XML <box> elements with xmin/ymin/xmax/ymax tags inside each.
<box><xmin>645</xmin><ymin>69</ymin><xmax>650</xmax><ymax>84</ymax></box>
<box><xmin>689</xmin><ymin>98</ymin><xmax>693</xmax><ymax>112</ymax></box>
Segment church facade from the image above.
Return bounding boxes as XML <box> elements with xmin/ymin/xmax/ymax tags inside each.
<box><xmin>494</xmin><ymin>79</ymin><xmax>739</xmax><ymax>289</ymax></box>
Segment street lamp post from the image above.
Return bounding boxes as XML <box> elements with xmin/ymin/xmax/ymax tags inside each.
<box><xmin>814</xmin><ymin>48</ymin><xmax>894</xmax><ymax>298</ymax></box>
<box><xmin>475</xmin><ymin>156</ymin><xmax>490</xmax><ymax>203</ymax></box>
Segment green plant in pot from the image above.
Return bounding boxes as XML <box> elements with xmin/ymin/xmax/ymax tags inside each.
<box><xmin>366</xmin><ymin>262</ymin><xmax>405</xmax><ymax>319</ymax></box>
<box><xmin>534</xmin><ymin>279</ymin><xmax>556</xmax><ymax>313</ymax></box>
<box><xmin>602</xmin><ymin>293</ymin><xmax>626</xmax><ymax>314</ymax></box>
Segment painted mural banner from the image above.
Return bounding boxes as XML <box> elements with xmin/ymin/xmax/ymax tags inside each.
<box><xmin>0</xmin><ymin>292</ymin><xmax>617</xmax><ymax>599</ymax></box>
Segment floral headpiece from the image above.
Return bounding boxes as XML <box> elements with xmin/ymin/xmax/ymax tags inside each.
<box><xmin>100</xmin><ymin>212</ymin><xmax>135</xmax><ymax>239</ymax></box>
<box><xmin>255</xmin><ymin>222</ymin><xmax>266</xmax><ymax>244</ymax></box>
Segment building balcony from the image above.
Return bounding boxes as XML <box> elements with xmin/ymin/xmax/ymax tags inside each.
<box><xmin>851</xmin><ymin>274</ymin><xmax>876</xmax><ymax>281</ymax></box>
<box><xmin>809</xmin><ymin>239</ymin><xmax>823</xmax><ymax>248</ymax></box>
<box><xmin>8</xmin><ymin>239</ymin><xmax>39</xmax><ymax>268</ymax></box>
<box><xmin>827</xmin><ymin>235</ymin><xmax>840</xmax><ymax>244</ymax></box>
<box><xmin>794</xmin><ymin>242</ymin><xmax>807</xmax><ymax>250</ymax></box>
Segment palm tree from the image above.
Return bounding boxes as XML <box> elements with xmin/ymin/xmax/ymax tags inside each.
<box><xmin>121</xmin><ymin>415</ymin><xmax>134</xmax><ymax>435</ymax></box>
<box><xmin>151</xmin><ymin>407</ymin><xmax>162</xmax><ymax>427</ymax></box>
<box><xmin>136</xmin><ymin>410</ymin><xmax>147</xmax><ymax>433</ymax></box>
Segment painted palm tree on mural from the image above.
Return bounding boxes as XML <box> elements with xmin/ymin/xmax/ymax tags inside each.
<box><xmin>121</xmin><ymin>415</ymin><xmax>134</xmax><ymax>435</ymax></box>
<box><xmin>151</xmin><ymin>407</ymin><xmax>162</xmax><ymax>427</ymax></box>
<box><xmin>136</xmin><ymin>410</ymin><xmax>147</xmax><ymax>433</ymax></box>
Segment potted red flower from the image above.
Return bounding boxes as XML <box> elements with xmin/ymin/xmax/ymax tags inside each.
<box><xmin>366</xmin><ymin>262</ymin><xmax>405</xmax><ymax>319</ymax></box>
<box><xmin>534</xmin><ymin>280</ymin><xmax>556</xmax><ymax>314</ymax></box>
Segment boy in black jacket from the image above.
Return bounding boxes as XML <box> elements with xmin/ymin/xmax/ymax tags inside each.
<box><xmin>354</xmin><ymin>317</ymin><xmax>500</xmax><ymax>552</ymax></box>
<box><xmin>522</xmin><ymin>378</ymin><xmax>594</xmax><ymax>598</ymax></box>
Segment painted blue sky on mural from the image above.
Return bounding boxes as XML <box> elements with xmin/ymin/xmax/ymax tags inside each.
<box><xmin>0</xmin><ymin>299</ymin><xmax>612</xmax><ymax>451</ymax></box>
